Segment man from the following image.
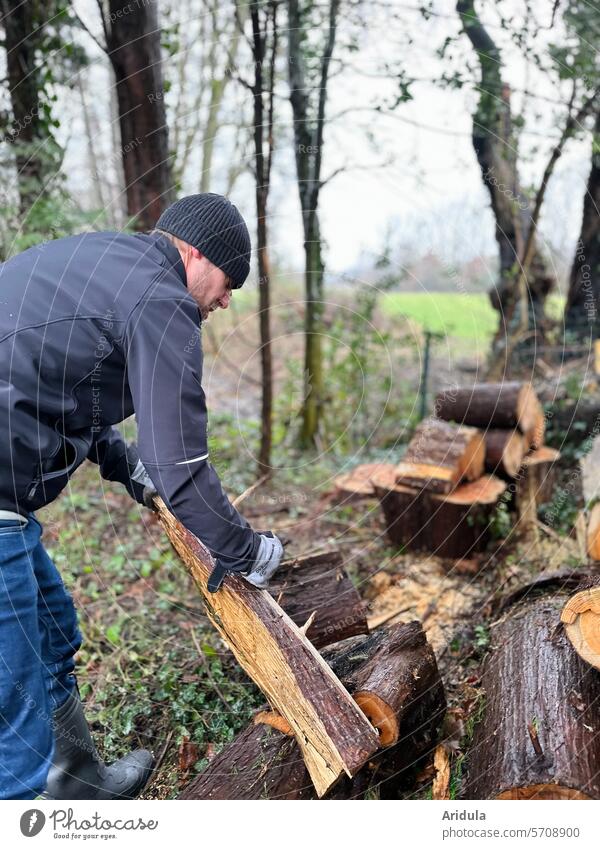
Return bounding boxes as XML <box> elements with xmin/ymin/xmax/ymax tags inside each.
<box><xmin>0</xmin><ymin>193</ymin><xmax>283</xmax><ymax>801</ymax></box>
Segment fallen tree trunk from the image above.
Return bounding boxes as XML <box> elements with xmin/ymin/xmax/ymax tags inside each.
<box><xmin>435</xmin><ymin>382</ymin><xmax>542</xmax><ymax>434</ymax></box>
<box><xmin>395</xmin><ymin>418</ymin><xmax>485</xmax><ymax>495</ymax></box>
<box><xmin>373</xmin><ymin>467</ymin><xmax>507</xmax><ymax>559</ymax></box>
<box><xmin>484</xmin><ymin>428</ymin><xmax>527</xmax><ymax>478</ymax></box>
<box><xmin>463</xmin><ymin>595</ymin><xmax>600</xmax><ymax>799</ymax></box>
<box><xmin>179</xmin><ymin>622</ymin><xmax>446</xmax><ymax>800</ymax></box>
<box><xmin>269</xmin><ymin>550</ymin><xmax>368</xmax><ymax>649</ymax></box>
<box><xmin>154</xmin><ymin>496</ymin><xmax>379</xmax><ymax>797</ymax></box>
<box><xmin>560</xmin><ymin>576</ymin><xmax>600</xmax><ymax>671</ymax></box>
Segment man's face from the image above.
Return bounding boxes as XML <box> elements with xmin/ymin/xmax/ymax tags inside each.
<box><xmin>184</xmin><ymin>247</ymin><xmax>233</xmax><ymax>320</ymax></box>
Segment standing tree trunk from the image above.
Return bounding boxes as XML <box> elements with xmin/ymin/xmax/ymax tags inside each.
<box><xmin>249</xmin><ymin>1</ymin><xmax>278</xmax><ymax>475</ymax></box>
<box><xmin>0</xmin><ymin>0</ymin><xmax>51</xmax><ymax>216</ymax></box>
<box><xmin>456</xmin><ymin>0</ymin><xmax>555</xmax><ymax>338</ymax></box>
<box><xmin>287</xmin><ymin>0</ymin><xmax>340</xmax><ymax>447</ymax></box>
<box><xmin>564</xmin><ymin>110</ymin><xmax>600</xmax><ymax>340</ymax></box>
<box><xmin>101</xmin><ymin>0</ymin><xmax>174</xmax><ymax>229</ymax></box>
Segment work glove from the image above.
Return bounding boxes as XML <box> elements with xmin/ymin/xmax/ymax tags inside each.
<box><xmin>243</xmin><ymin>532</ymin><xmax>284</xmax><ymax>589</ymax></box>
<box><xmin>131</xmin><ymin>459</ymin><xmax>158</xmax><ymax>511</ymax></box>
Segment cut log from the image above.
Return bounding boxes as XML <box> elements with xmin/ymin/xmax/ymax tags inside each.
<box><xmin>560</xmin><ymin>577</ymin><xmax>600</xmax><ymax>671</ymax></box>
<box><xmin>395</xmin><ymin>418</ymin><xmax>485</xmax><ymax>495</ymax></box>
<box><xmin>463</xmin><ymin>596</ymin><xmax>600</xmax><ymax>799</ymax></box>
<box><xmin>428</xmin><ymin>475</ymin><xmax>508</xmax><ymax>559</ymax></box>
<box><xmin>331</xmin><ymin>462</ymin><xmax>397</xmax><ymax>502</ymax></box>
<box><xmin>269</xmin><ymin>550</ymin><xmax>368</xmax><ymax>649</ymax></box>
<box><xmin>179</xmin><ymin>622</ymin><xmax>446</xmax><ymax>800</ymax></box>
<box><xmin>435</xmin><ymin>381</ymin><xmax>542</xmax><ymax>434</ymax></box>
<box><xmin>323</xmin><ymin>622</ymin><xmax>442</xmax><ymax>747</ymax></box>
<box><xmin>153</xmin><ymin>496</ymin><xmax>379</xmax><ymax>797</ymax></box>
<box><xmin>587</xmin><ymin>503</ymin><xmax>600</xmax><ymax>561</ymax></box>
<box><xmin>372</xmin><ymin>466</ymin><xmax>430</xmax><ymax>552</ymax></box>
<box><xmin>373</xmin><ymin>468</ymin><xmax>507</xmax><ymax>559</ymax></box>
<box><xmin>484</xmin><ymin>429</ymin><xmax>527</xmax><ymax>478</ymax></box>
<box><xmin>513</xmin><ymin>446</ymin><xmax>561</xmax><ymax>533</ymax></box>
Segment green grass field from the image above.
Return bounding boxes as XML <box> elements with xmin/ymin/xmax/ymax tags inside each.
<box><xmin>381</xmin><ymin>292</ymin><xmax>498</xmax><ymax>341</ymax></box>
<box><xmin>381</xmin><ymin>292</ymin><xmax>566</xmax><ymax>341</ymax></box>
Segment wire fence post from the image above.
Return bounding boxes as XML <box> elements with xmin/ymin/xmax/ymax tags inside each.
<box><xmin>419</xmin><ymin>331</ymin><xmax>432</xmax><ymax>421</ymax></box>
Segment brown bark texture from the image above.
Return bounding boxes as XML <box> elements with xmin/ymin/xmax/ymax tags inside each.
<box><xmin>374</xmin><ymin>467</ymin><xmax>507</xmax><ymax>559</ymax></box>
<box><xmin>512</xmin><ymin>446</ymin><xmax>561</xmax><ymax>531</ymax></box>
<box><xmin>269</xmin><ymin>550</ymin><xmax>368</xmax><ymax>649</ymax></box>
<box><xmin>435</xmin><ymin>382</ymin><xmax>542</xmax><ymax>433</ymax></box>
<box><xmin>106</xmin><ymin>0</ymin><xmax>174</xmax><ymax>228</ymax></box>
<box><xmin>462</xmin><ymin>595</ymin><xmax>600</xmax><ymax>799</ymax></box>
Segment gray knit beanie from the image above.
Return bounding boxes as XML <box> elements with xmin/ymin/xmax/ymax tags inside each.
<box><xmin>156</xmin><ymin>193</ymin><xmax>251</xmax><ymax>288</ymax></box>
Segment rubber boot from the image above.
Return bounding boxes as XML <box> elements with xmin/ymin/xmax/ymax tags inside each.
<box><xmin>42</xmin><ymin>687</ymin><xmax>154</xmax><ymax>800</ymax></box>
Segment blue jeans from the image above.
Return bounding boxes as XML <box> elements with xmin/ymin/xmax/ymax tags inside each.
<box><xmin>0</xmin><ymin>515</ymin><xmax>82</xmax><ymax>799</ymax></box>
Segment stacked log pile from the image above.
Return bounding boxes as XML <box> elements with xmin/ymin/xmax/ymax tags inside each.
<box><xmin>366</xmin><ymin>382</ymin><xmax>561</xmax><ymax>558</ymax></box>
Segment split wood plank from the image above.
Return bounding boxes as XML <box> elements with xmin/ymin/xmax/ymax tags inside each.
<box><xmin>153</xmin><ymin>496</ymin><xmax>380</xmax><ymax>797</ymax></box>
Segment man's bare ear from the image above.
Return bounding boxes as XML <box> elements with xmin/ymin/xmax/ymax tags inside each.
<box><xmin>190</xmin><ymin>246</ymin><xmax>203</xmax><ymax>260</ymax></box>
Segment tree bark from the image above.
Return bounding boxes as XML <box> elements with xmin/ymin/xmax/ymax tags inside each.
<box><xmin>287</xmin><ymin>0</ymin><xmax>340</xmax><ymax>447</ymax></box>
<box><xmin>373</xmin><ymin>467</ymin><xmax>507</xmax><ymax>559</ymax></box>
<box><xmin>250</xmin><ymin>1</ymin><xmax>277</xmax><ymax>475</ymax></box>
<box><xmin>104</xmin><ymin>0</ymin><xmax>174</xmax><ymax>229</ymax></box>
<box><xmin>0</xmin><ymin>0</ymin><xmax>50</xmax><ymax>215</ymax></box>
<box><xmin>435</xmin><ymin>382</ymin><xmax>542</xmax><ymax>434</ymax></box>
<box><xmin>513</xmin><ymin>446</ymin><xmax>561</xmax><ymax>533</ymax></box>
<box><xmin>456</xmin><ymin>0</ymin><xmax>555</xmax><ymax>330</ymax></box>
<box><xmin>462</xmin><ymin>595</ymin><xmax>600</xmax><ymax>799</ymax></box>
<box><xmin>179</xmin><ymin>622</ymin><xmax>446</xmax><ymax>799</ymax></box>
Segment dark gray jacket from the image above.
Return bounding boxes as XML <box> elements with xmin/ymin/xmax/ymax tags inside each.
<box><xmin>0</xmin><ymin>230</ymin><xmax>259</xmax><ymax>570</ymax></box>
